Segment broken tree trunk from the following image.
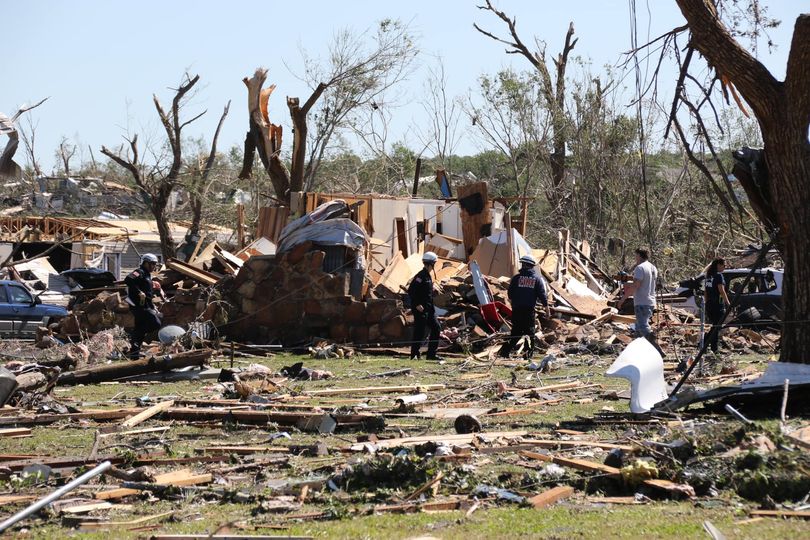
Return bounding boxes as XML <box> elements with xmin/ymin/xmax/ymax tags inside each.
<box><xmin>239</xmin><ymin>68</ymin><xmax>292</xmax><ymax>201</ymax></box>
<box><xmin>57</xmin><ymin>350</ymin><xmax>213</xmax><ymax>386</ymax></box>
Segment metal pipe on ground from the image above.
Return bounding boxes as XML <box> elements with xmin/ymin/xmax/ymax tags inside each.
<box><xmin>0</xmin><ymin>460</ymin><xmax>112</xmax><ymax>533</ymax></box>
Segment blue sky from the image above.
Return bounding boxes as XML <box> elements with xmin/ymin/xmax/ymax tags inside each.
<box><xmin>1</xmin><ymin>0</ymin><xmax>803</xmax><ymax>171</ymax></box>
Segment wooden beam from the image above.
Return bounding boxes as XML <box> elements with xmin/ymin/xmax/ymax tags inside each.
<box><xmin>303</xmin><ymin>384</ymin><xmax>446</xmax><ymax>396</ymax></box>
<box><xmin>520</xmin><ymin>450</ymin><xmax>621</xmax><ymax>476</ymax></box>
<box><xmin>120</xmin><ymin>400</ymin><xmax>175</xmax><ymax>429</ymax></box>
<box><xmin>527</xmin><ymin>486</ymin><xmax>575</xmax><ymax>508</ymax></box>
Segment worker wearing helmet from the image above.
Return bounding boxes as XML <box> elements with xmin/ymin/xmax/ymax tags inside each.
<box><xmin>499</xmin><ymin>254</ymin><xmax>550</xmax><ymax>359</ymax></box>
<box><xmin>407</xmin><ymin>251</ymin><xmax>443</xmax><ymax>360</ymax></box>
<box><xmin>124</xmin><ymin>253</ymin><xmax>163</xmax><ymax>358</ymax></box>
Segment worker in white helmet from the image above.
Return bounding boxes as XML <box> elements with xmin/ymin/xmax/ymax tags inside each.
<box><xmin>499</xmin><ymin>254</ymin><xmax>550</xmax><ymax>359</ymax></box>
<box><xmin>124</xmin><ymin>253</ymin><xmax>163</xmax><ymax>357</ymax></box>
<box><xmin>407</xmin><ymin>251</ymin><xmax>443</xmax><ymax>360</ymax></box>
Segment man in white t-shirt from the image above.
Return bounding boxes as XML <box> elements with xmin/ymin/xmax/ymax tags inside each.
<box><xmin>624</xmin><ymin>247</ymin><xmax>658</xmax><ymax>338</ymax></box>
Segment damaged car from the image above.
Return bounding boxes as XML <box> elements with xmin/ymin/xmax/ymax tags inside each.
<box><xmin>668</xmin><ymin>267</ymin><xmax>783</xmax><ymax>324</ymax></box>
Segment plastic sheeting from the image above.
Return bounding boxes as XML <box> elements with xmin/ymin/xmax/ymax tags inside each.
<box><xmin>277</xmin><ymin>200</ymin><xmax>368</xmax><ymax>254</ymax></box>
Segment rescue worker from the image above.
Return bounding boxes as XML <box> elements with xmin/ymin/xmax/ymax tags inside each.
<box><xmin>125</xmin><ymin>253</ymin><xmax>162</xmax><ymax>358</ymax></box>
<box><xmin>499</xmin><ymin>254</ymin><xmax>550</xmax><ymax>359</ymax></box>
<box><xmin>408</xmin><ymin>251</ymin><xmax>442</xmax><ymax>360</ymax></box>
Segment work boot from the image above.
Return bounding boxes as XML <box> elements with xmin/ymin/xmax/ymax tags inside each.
<box><xmin>409</xmin><ymin>353</ymin><xmax>421</xmax><ymax>360</ymax></box>
<box><xmin>426</xmin><ymin>355</ymin><xmax>445</xmax><ymax>362</ymax></box>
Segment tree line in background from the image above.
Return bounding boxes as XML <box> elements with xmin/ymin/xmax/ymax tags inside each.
<box><xmin>3</xmin><ymin>3</ymin><xmax>792</xmax><ymax>289</ymax></box>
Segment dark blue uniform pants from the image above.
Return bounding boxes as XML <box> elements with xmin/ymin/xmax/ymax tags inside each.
<box><xmin>500</xmin><ymin>306</ymin><xmax>537</xmax><ymax>358</ymax></box>
<box><xmin>411</xmin><ymin>310</ymin><xmax>440</xmax><ymax>359</ymax></box>
<box><xmin>130</xmin><ymin>307</ymin><xmax>162</xmax><ymax>354</ymax></box>
<box><xmin>705</xmin><ymin>303</ymin><xmax>725</xmax><ymax>353</ymax></box>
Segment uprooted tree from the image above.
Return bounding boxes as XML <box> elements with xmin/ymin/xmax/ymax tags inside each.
<box><xmin>673</xmin><ymin>0</ymin><xmax>809</xmax><ymax>363</ymax></box>
<box><xmin>102</xmin><ymin>73</ymin><xmax>229</xmax><ymax>260</ymax></box>
<box><xmin>238</xmin><ymin>19</ymin><xmax>417</xmax><ymax>203</ymax></box>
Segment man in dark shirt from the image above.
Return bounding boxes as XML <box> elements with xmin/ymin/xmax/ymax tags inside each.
<box><xmin>125</xmin><ymin>253</ymin><xmax>162</xmax><ymax>358</ymax></box>
<box><xmin>407</xmin><ymin>251</ymin><xmax>442</xmax><ymax>360</ymax></box>
<box><xmin>499</xmin><ymin>254</ymin><xmax>550</xmax><ymax>359</ymax></box>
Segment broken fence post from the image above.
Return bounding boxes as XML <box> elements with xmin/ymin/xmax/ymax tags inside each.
<box><xmin>0</xmin><ymin>460</ymin><xmax>112</xmax><ymax>533</ymax></box>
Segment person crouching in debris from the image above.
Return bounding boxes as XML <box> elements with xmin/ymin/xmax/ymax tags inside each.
<box><xmin>704</xmin><ymin>257</ymin><xmax>731</xmax><ymax>355</ymax></box>
<box><xmin>125</xmin><ymin>253</ymin><xmax>163</xmax><ymax>358</ymax></box>
<box><xmin>408</xmin><ymin>251</ymin><xmax>443</xmax><ymax>360</ymax></box>
<box><xmin>499</xmin><ymin>254</ymin><xmax>550</xmax><ymax>359</ymax></box>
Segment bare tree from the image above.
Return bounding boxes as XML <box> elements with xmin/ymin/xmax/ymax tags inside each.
<box><xmin>0</xmin><ymin>98</ymin><xmax>47</xmax><ymax>181</ymax></box>
<box><xmin>475</xmin><ymin>1</ymin><xmax>577</xmax><ymax>201</ymax></box>
<box><xmin>187</xmin><ymin>101</ymin><xmax>231</xmax><ymax>239</ymax></box>
<box><xmin>56</xmin><ymin>136</ymin><xmax>77</xmax><ymax>177</ymax></box>
<box><xmin>416</xmin><ymin>58</ymin><xmax>464</xmax><ymax>171</ymax></box>
<box><xmin>671</xmin><ymin>0</ymin><xmax>809</xmax><ymax>363</ymax></box>
<box><xmin>17</xmin><ymin>112</ymin><xmax>44</xmax><ymax>178</ymax></box>
<box><xmin>239</xmin><ymin>19</ymin><xmax>417</xmax><ymax>202</ymax></box>
<box><xmin>101</xmin><ymin>73</ymin><xmax>221</xmax><ymax>260</ymax></box>
<box><xmin>465</xmin><ymin>69</ymin><xmax>551</xmax><ymax>200</ymax></box>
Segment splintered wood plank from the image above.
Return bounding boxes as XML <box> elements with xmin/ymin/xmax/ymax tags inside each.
<box><xmin>520</xmin><ymin>450</ymin><xmax>621</xmax><ymax>476</ymax></box>
<box><xmin>350</xmin><ymin>430</ymin><xmax>528</xmax><ymax>451</ymax></box>
<box><xmin>404</xmin><ymin>472</ymin><xmax>443</xmax><ymax>501</ymax></box>
<box><xmin>749</xmin><ymin>510</ymin><xmax>810</xmax><ymax>519</ymax></box>
<box><xmin>120</xmin><ymin>400</ymin><xmax>174</xmax><ymax>428</ymax></box>
<box><xmin>95</xmin><ymin>469</ymin><xmax>211</xmax><ymax>500</ymax></box>
<box><xmin>520</xmin><ymin>439</ymin><xmax>634</xmax><ymax>452</ymax></box>
<box><xmin>303</xmin><ymin>384</ymin><xmax>445</xmax><ymax>396</ymax></box>
<box><xmin>0</xmin><ymin>494</ymin><xmax>37</xmax><ymax>505</ymax></box>
<box><xmin>527</xmin><ymin>486</ymin><xmax>575</xmax><ymax>508</ymax></box>
<box><xmin>77</xmin><ymin>510</ymin><xmax>176</xmax><ymax>530</ymax></box>
<box><xmin>0</xmin><ymin>428</ymin><xmax>31</xmax><ymax>437</ymax></box>
<box><xmin>587</xmin><ymin>496</ymin><xmax>645</xmax><ymax>505</ymax></box>
<box><xmin>60</xmin><ymin>501</ymin><xmax>113</xmax><ymax>514</ymax></box>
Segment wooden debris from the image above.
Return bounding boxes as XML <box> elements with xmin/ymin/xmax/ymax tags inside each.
<box><xmin>303</xmin><ymin>384</ymin><xmax>446</xmax><ymax>396</ymax></box>
<box><xmin>527</xmin><ymin>486</ymin><xmax>575</xmax><ymax>508</ymax></box>
<box><xmin>120</xmin><ymin>400</ymin><xmax>175</xmax><ymax>429</ymax></box>
<box><xmin>350</xmin><ymin>430</ymin><xmax>528</xmax><ymax>451</ymax></box>
<box><xmin>165</xmin><ymin>258</ymin><xmax>220</xmax><ymax>286</ymax></box>
<box><xmin>95</xmin><ymin>469</ymin><xmax>212</xmax><ymax>500</ymax></box>
<box><xmin>642</xmin><ymin>479</ymin><xmax>696</xmax><ymax>498</ymax></box>
<box><xmin>404</xmin><ymin>471</ymin><xmax>443</xmax><ymax>501</ymax></box>
<box><xmin>520</xmin><ymin>439</ymin><xmax>634</xmax><ymax>452</ymax></box>
<box><xmin>519</xmin><ymin>450</ymin><xmax>621</xmax><ymax>476</ymax></box>
<box><xmin>60</xmin><ymin>501</ymin><xmax>113</xmax><ymax>514</ymax></box>
<box><xmin>749</xmin><ymin>510</ymin><xmax>810</xmax><ymax>519</ymax></box>
<box><xmin>0</xmin><ymin>428</ymin><xmax>31</xmax><ymax>438</ymax></box>
<box><xmin>58</xmin><ymin>350</ymin><xmax>213</xmax><ymax>385</ymax></box>
<box><xmin>76</xmin><ymin>510</ymin><xmax>175</xmax><ymax>530</ymax></box>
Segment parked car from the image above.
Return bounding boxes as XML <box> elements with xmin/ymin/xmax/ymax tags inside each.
<box><xmin>668</xmin><ymin>267</ymin><xmax>783</xmax><ymax>323</ymax></box>
<box><xmin>0</xmin><ymin>280</ymin><xmax>68</xmax><ymax>338</ymax></box>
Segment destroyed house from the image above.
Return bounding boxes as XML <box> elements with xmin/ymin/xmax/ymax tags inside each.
<box><xmin>0</xmin><ymin>216</ymin><xmax>233</xmax><ymax>280</ymax></box>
